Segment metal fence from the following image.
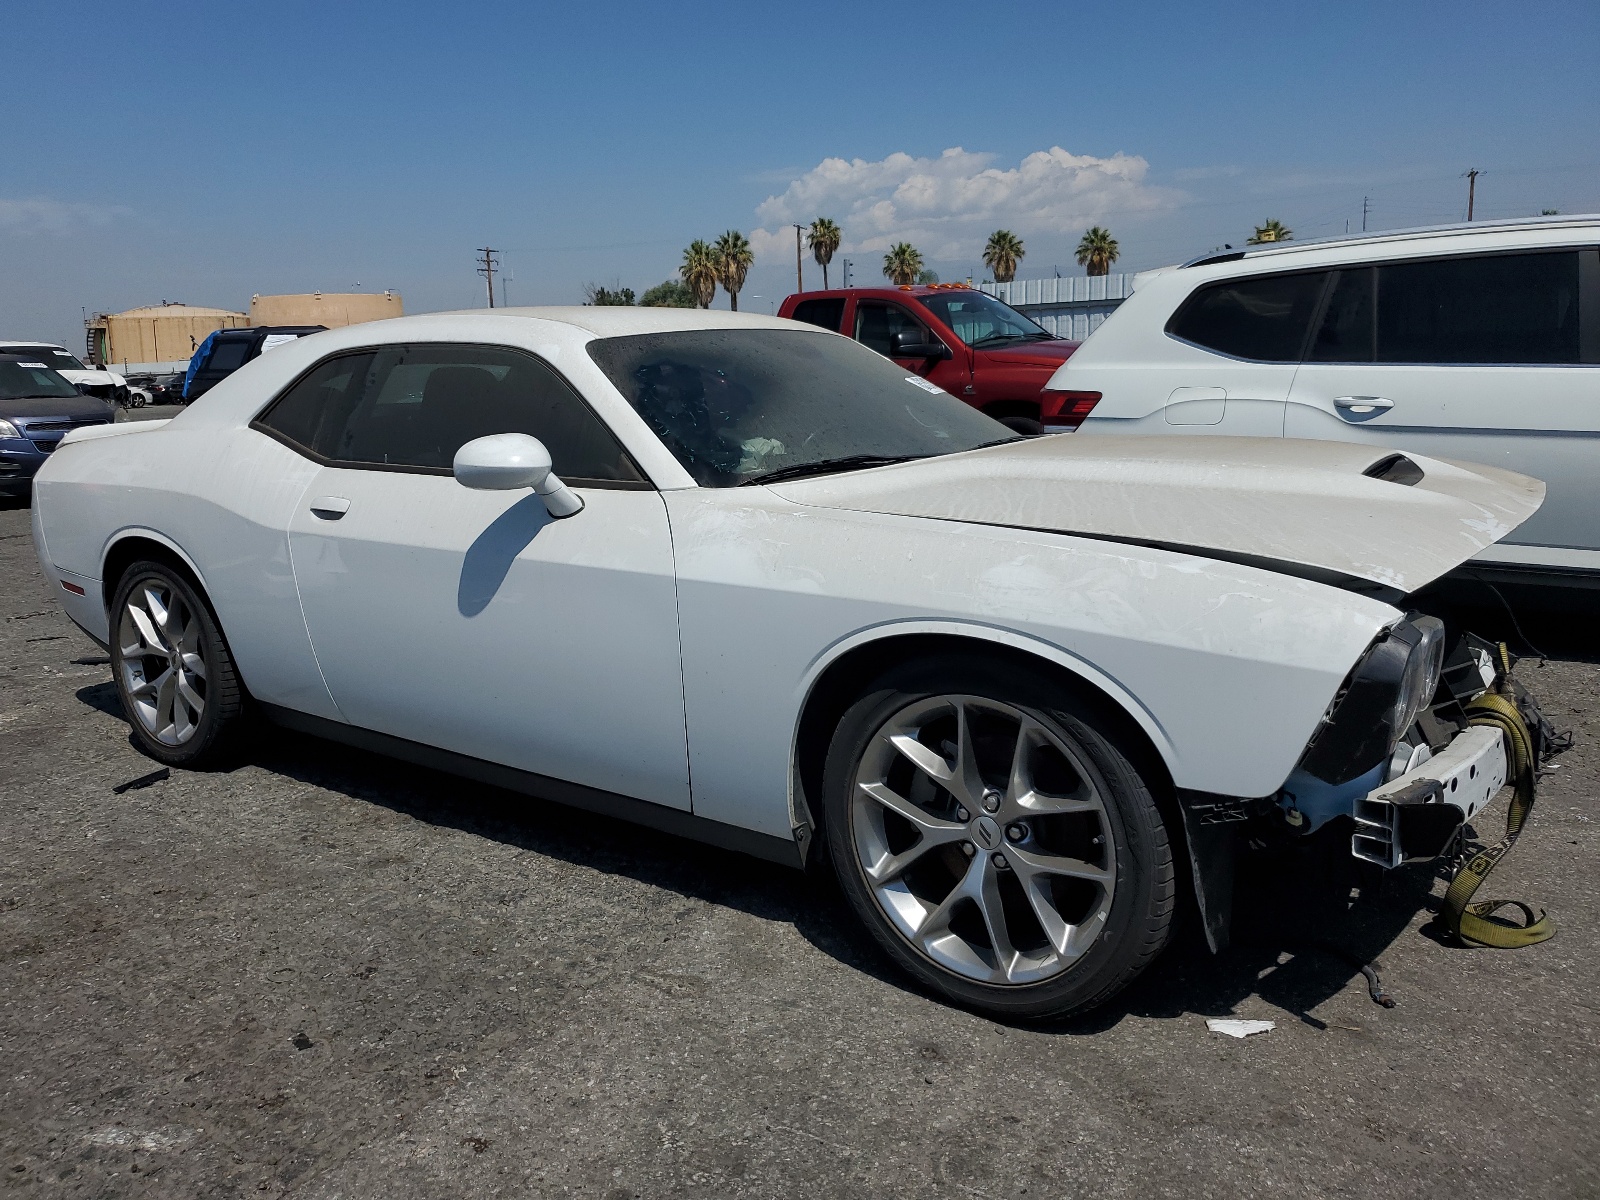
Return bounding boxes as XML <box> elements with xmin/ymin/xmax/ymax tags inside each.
<box><xmin>980</xmin><ymin>273</ymin><xmax>1135</xmax><ymax>340</ymax></box>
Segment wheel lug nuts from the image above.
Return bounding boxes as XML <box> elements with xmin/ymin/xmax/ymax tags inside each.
<box><xmin>991</xmin><ymin>852</ymin><xmax>1008</xmax><ymax>869</ymax></box>
<box><xmin>961</xmin><ymin>842</ymin><xmax>976</xmax><ymax>857</ymax></box>
<box><xmin>982</xmin><ymin>789</ymin><xmax>1002</xmax><ymax>813</ymax></box>
<box><xmin>1006</xmin><ymin>823</ymin><xmax>1026</xmax><ymax>842</ymax></box>
<box><xmin>956</xmin><ymin>807</ymin><xmax>970</xmax><ymax>822</ymax></box>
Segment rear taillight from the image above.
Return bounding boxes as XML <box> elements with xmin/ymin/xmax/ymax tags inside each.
<box><xmin>1040</xmin><ymin>390</ymin><xmax>1101</xmax><ymax>432</ymax></box>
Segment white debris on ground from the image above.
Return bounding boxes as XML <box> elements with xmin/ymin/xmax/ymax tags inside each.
<box><xmin>1206</xmin><ymin>1018</ymin><xmax>1275</xmax><ymax>1039</ymax></box>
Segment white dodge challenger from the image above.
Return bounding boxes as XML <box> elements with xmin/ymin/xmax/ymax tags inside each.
<box><xmin>30</xmin><ymin>308</ymin><xmax>1546</xmax><ymax>1018</ymax></box>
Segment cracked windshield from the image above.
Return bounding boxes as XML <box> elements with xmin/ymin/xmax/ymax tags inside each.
<box><xmin>587</xmin><ymin>328</ymin><xmax>1016</xmax><ymax>486</ymax></box>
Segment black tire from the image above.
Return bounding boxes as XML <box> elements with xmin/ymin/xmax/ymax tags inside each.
<box><xmin>109</xmin><ymin>560</ymin><xmax>249</xmax><ymax>767</ymax></box>
<box><xmin>822</xmin><ymin>653</ymin><xmax>1175</xmax><ymax>1020</ymax></box>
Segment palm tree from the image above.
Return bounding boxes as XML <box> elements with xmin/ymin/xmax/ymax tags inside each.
<box><xmin>807</xmin><ymin>217</ymin><xmax>842</xmax><ymax>288</ymax></box>
<box><xmin>1075</xmin><ymin>226</ymin><xmax>1119</xmax><ymax>276</ymax></box>
<box><xmin>1248</xmin><ymin>219</ymin><xmax>1292</xmax><ymax>245</ymax></box>
<box><xmin>680</xmin><ymin>240</ymin><xmax>718</xmax><ymax>308</ymax></box>
<box><xmin>882</xmin><ymin>242</ymin><xmax>924</xmax><ymax>286</ymax></box>
<box><xmin>982</xmin><ymin>230</ymin><xmax>1025</xmax><ymax>283</ymax></box>
<box><xmin>713</xmin><ymin>230</ymin><xmax>754</xmax><ymax>311</ymax></box>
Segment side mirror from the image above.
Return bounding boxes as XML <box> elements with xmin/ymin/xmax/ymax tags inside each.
<box><xmin>890</xmin><ymin>329</ymin><xmax>951</xmax><ymax>360</ymax></box>
<box><xmin>453</xmin><ymin>433</ymin><xmax>584</xmax><ymax>518</ymax></box>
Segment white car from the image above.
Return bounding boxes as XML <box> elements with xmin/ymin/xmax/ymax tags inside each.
<box><xmin>0</xmin><ymin>341</ymin><xmax>132</xmax><ymax>405</ymax></box>
<box><xmin>30</xmin><ymin>308</ymin><xmax>1545</xmax><ymax>1018</ymax></box>
<box><xmin>1051</xmin><ymin>216</ymin><xmax>1600</xmax><ymax>584</ymax></box>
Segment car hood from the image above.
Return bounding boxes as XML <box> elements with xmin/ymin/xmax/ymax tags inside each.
<box><xmin>0</xmin><ymin>395</ymin><xmax>115</xmax><ymax>423</ymax></box>
<box><xmin>59</xmin><ymin>368</ymin><xmax>124</xmax><ymax>386</ymax></box>
<box><xmin>978</xmin><ymin>338</ymin><xmax>1080</xmax><ymax>366</ymax></box>
<box><xmin>766</xmin><ymin>435</ymin><xmax>1545</xmax><ymax>594</ymax></box>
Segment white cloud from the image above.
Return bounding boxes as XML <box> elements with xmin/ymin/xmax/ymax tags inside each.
<box><xmin>0</xmin><ymin>197</ymin><xmax>129</xmax><ymax>236</ymax></box>
<box><xmin>752</xmin><ymin>146</ymin><xmax>1176</xmax><ymax>259</ymax></box>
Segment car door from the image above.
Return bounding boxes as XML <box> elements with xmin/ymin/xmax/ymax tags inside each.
<box><xmin>257</xmin><ymin>341</ymin><xmax>692</xmax><ymax>810</ymax></box>
<box><xmin>853</xmin><ymin>300</ymin><xmax>973</xmax><ymax>397</ymax></box>
<box><xmin>1160</xmin><ymin>269</ymin><xmax>1329</xmax><ymax>436</ymax></box>
<box><xmin>1287</xmin><ymin>248</ymin><xmax>1600</xmax><ymax>553</ymax></box>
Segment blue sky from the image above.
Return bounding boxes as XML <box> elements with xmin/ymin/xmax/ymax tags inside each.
<box><xmin>4</xmin><ymin>0</ymin><xmax>1597</xmax><ymax>345</ymax></box>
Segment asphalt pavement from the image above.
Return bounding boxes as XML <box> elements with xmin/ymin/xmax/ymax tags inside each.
<box><xmin>2</xmin><ymin>475</ymin><xmax>1596</xmax><ymax>1198</ymax></box>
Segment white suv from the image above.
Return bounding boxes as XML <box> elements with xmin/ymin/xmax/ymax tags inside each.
<box><xmin>1049</xmin><ymin>216</ymin><xmax>1600</xmax><ymax>582</ymax></box>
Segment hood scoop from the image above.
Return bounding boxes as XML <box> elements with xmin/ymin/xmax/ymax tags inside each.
<box><xmin>1363</xmin><ymin>453</ymin><xmax>1425</xmax><ymax>486</ymax></box>
<box><xmin>768</xmin><ymin>435</ymin><xmax>1543</xmax><ymax>595</ymax></box>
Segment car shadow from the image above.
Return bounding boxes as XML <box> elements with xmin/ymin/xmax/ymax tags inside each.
<box><xmin>77</xmin><ymin>680</ymin><xmax>1451</xmax><ymax>1029</ymax></box>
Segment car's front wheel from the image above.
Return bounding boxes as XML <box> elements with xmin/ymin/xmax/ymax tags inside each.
<box><xmin>823</xmin><ymin>655</ymin><xmax>1175</xmax><ymax>1019</ymax></box>
<box><xmin>110</xmin><ymin>560</ymin><xmax>247</xmax><ymax>767</ymax></box>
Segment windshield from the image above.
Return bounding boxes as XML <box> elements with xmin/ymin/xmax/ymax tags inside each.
<box><xmin>587</xmin><ymin>328</ymin><xmax>1016</xmax><ymax>487</ymax></box>
<box><xmin>914</xmin><ymin>291</ymin><xmax>1050</xmax><ymax>348</ymax></box>
<box><xmin>0</xmin><ymin>345</ymin><xmax>86</xmax><ymax>371</ymax></box>
<box><xmin>0</xmin><ymin>359</ymin><xmax>83</xmax><ymax>400</ymax></box>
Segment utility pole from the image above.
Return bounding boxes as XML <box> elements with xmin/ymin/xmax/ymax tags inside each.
<box><xmin>1464</xmin><ymin>169</ymin><xmax>1481</xmax><ymax>221</ymax></box>
<box><xmin>476</xmin><ymin>247</ymin><xmax>499</xmax><ymax>308</ymax></box>
<box><xmin>842</xmin><ymin>258</ymin><xmax>853</xmax><ymax>288</ymax></box>
<box><xmin>793</xmin><ymin>223</ymin><xmax>804</xmax><ymax>294</ymax></box>
<box><xmin>1361</xmin><ymin>196</ymin><xmax>1370</xmax><ymax>231</ymax></box>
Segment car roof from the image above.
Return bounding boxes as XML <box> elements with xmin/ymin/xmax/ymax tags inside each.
<box><xmin>1180</xmin><ymin>212</ymin><xmax>1600</xmax><ymax>268</ymax></box>
<box><xmin>0</xmin><ymin>340</ymin><xmax>68</xmax><ymax>350</ymax></box>
<box><xmin>392</xmin><ymin>306</ymin><xmax>808</xmax><ymax>338</ymax></box>
<box><xmin>785</xmin><ymin>285</ymin><xmax>981</xmax><ymax>301</ymax></box>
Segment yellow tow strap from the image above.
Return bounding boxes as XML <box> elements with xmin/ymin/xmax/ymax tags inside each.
<box><xmin>1444</xmin><ymin>646</ymin><xmax>1555</xmax><ymax>949</ymax></box>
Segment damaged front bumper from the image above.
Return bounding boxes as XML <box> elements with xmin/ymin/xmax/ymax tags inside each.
<box><xmin>1350</xmin><ymin>724</ymin><xmax>1507</xmax><ymax>868</ymax></box>
<box><xmin>1176</xmin><ymin>625</ymin><xmax>1546</xmax><ymax>954</ymax></box>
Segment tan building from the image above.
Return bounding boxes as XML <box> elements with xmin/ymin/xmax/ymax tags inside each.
<box><xmin>88</xmin><ymin>304</ymin><xmax>249</xmax><ymax>370</ymax></box>
<box><xmin>249</xmin><ymin>291</ymin><xmax>403</xmax><ymax>329</ymax></box>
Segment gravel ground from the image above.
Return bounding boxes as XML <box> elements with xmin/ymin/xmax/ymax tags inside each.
<box><xmin>2</xmin><ymin>475</ymin><xmax>1596</xmax><ymax>1199</ymax></box>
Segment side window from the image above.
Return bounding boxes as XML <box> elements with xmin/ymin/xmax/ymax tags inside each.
<box><xmin>1376</xmin><ymin>251</ymin><xmax>1582</xmax><ymax>365</ymax></box>
<box><xmin>1308</xmin><ymin>267</ymin><xmax>1375</xmax><ymax>362</ymax></box>
<box><xmin>255</xmin><ymin>344</ymin><xmax>645</xmax><ymax>484</ymax></box>
<box><xmin>1166</xmin><ymin>271</ymin><xmax>1327</xmax><ymax>362</ymax></box>
<box><xmin>854</xmin><ymin>302</ymin><xmax>930</xmax><ymax>357</ymax></box>
<box><xmin>254</xmin><ymin>351</ymin><xmax>373</xmax><ymax>454</ymax></box>
<box><xmin>789</xmin><ymin>297</ymin><xmax>846</xmax><ymax>332</ymax></box>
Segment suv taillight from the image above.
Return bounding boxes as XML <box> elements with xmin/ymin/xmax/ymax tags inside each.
<box><xmin>1040</xmin><ymin>390</ymin><xmax>1101</xmax><ymax>432</ymax></box>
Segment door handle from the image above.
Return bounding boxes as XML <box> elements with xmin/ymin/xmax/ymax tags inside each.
<box><xmin>1333</xmin><ymin>395</ymin><xmax>1394</xmax><ymax>415</ymax></box>
<box><xmin>309</xmin><ymin>495</ymin><xmax>350</xmax><ymax>520</ymax></box>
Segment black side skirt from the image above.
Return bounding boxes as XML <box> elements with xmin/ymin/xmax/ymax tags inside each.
<box><xmin>259</xmin><ymin>703</ymin><xmax>803</xmax><ymax>869</ymax></box>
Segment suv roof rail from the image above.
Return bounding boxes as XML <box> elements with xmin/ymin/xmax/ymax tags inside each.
<box><xmin>1179</xmin><ymin>212</ymin><xmax>1600</xmax><ymax>267</ymax></box>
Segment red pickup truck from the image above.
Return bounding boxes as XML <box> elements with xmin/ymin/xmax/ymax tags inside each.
<box><xmin>777</xmin><ymin>284</ymin><xmax>1096</xmax><ymax>433</ymax></box>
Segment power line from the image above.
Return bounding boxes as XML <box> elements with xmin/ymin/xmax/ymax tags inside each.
<box><xmin>476</xmin><ymin>247</ymin><xmax>499</xmax><ymax>308</ymax></box>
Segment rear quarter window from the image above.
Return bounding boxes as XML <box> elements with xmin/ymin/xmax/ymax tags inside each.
<box><xmin>1166</xmin><ymin>271</ymin><xmax>1327</xmax><ymax>362</ymax></box>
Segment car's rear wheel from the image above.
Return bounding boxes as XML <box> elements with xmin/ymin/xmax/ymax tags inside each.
<box><xmin>823</xmin><ymin>655</ymin><xmax>1175</xmax><ymax>1019</ymax></box>
<box><xmin>110</xmin><ymin>560</ymin><xmax>247</xmax><ymax>767</ymax></box>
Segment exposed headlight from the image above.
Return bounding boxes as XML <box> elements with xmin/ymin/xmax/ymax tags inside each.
<box><xmin>1297</xmin><ymin>614</ymin><xmax>1447</xmax><ymax>786</ymax></box>
<box><xmin>1391</xmin><ymin>615</ymin><xmax>1445</xmax><ymax>740</ymax></box>
<box><xmin>0</xmin><ymin>418</ymin><xmax>19</xmax><ymax>438</ymax></box>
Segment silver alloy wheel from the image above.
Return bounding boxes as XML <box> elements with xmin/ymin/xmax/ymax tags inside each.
<box><xmin>850</xmin><ymin>694</ymin><xmax>1117</xmax><ymax>985</ymax></box>
<box><xmin>118</xmin><ymin>580</ymin><xmax>208</xmax><ymax>746</ymax></box>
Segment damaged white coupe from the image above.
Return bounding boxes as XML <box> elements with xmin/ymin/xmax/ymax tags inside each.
<box><xmin>30</xmin><ymin>308</ymin><xmax>1553</xmax><ymax>1018</ymax></box>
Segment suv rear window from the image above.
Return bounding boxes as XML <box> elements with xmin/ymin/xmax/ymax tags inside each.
<box><xmin>789</xmin><ymin>298</ymin><xmax>846</xmax><ymax>332</ymax></box>
<box><xmin>1167</xmin><ymin>272</ymin><xmax>1327</xmax><ymax>362</ymax></box>
<box><xmin>204</xmin><ymin>338</ymin><xmax>254</xmax><ymax>372</ymax></box>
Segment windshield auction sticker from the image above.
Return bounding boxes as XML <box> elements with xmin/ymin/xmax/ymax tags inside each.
<box><xmin>904</xmin><ymin>376</ymin><xmax>946</xmax><ymax>394</ymax></box>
